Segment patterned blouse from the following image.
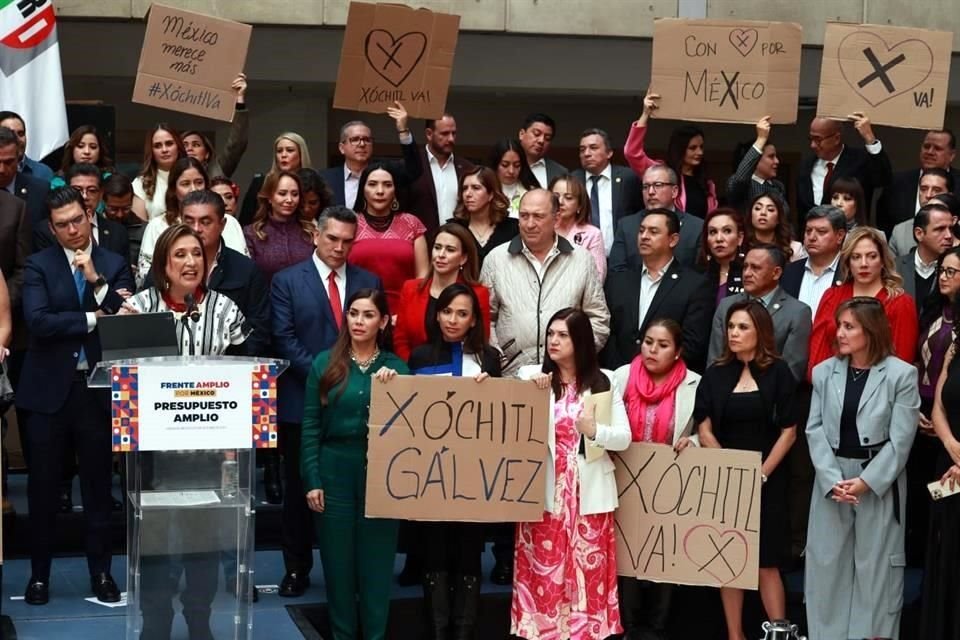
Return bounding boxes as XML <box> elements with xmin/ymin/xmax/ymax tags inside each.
<box><xmin>126</xmin><ymin>288</ymin><xmax>248</xmax><ymax>356</ymax></box>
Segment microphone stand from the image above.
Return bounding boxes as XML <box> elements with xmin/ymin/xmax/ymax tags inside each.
<box><xmin>183</xmin><ymin>293</ymin><xmax>198</xmax><ymax>357</ymax></box>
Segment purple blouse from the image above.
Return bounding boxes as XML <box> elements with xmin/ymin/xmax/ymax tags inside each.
<box><xmin>243</xmin><ymin>216</ymin><xmax>316</xmax><ymax>285</ymax></box>
<box><xmin>918</xmin><ymin>306</ymin><xmax>955</xmax><ymax>400</ymax></box>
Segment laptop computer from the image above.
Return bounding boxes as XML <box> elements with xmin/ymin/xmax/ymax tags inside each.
<box><xmin>98</xmin><ymin>312</ymin><xmax>181</xmax><ymax>362</ymax></box>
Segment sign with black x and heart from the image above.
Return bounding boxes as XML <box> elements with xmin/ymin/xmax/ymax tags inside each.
<box><xmin>817</xmin><ymin>23</ymin><xmax>952</xmax><ymax>130</ymax></box>
<box><xmin>333</xmin><ymin>2</ymin><xmax>460</xmax><ymax>119</ymax></box>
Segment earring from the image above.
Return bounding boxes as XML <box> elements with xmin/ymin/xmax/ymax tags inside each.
<box><xmin>391</xmin><ymin>198</ymin><xmax>399</xmax><ymax>212</ymax></box>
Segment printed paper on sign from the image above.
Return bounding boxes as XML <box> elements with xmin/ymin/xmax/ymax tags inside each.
<box><xmin>817</xmin><ymin>23</ymin><xmax>952</xmax><ymax>130</ymax></box>
<box><xmin>132</xmin><ymin>3</ymin><xmax>251</xmax><ymax>122</ymax></box>
<box><xmin>649</xmin><ymin>19</ymin><xmax>803</xmax><ymax>125</ymax></box>
<box><xmin>365</xmin><ymin>375</ymin><xmax>549</xmax><ymax>522</ymax></box>
<box><xmin>333</xmin><ymin>2</ymin><xmax>460</xmax><ymax>119</ymax></box>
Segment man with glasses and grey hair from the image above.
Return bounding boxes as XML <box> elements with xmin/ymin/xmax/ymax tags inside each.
<box><xmin>608</xmin><ymin>164</ymin><xmax>703</xmax><ymax>270</ymax></box>
<box><xmin>320</xmin><ymin>102</ymin><xmax>422</xmax><ymax>209</ymax></box>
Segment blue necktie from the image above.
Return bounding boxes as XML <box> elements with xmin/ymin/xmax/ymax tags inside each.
<box><xmin>589</xmin><ymin>175</ymin><xmax>601</xmax><ymax>228</ymax></box>
<box><xmin>74</xmin><ymin>268</ymin><xmax>87</xmax><ymax>367</ymax></box>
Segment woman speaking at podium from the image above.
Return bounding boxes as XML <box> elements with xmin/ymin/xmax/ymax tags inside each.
<box><xmin>122</xmin><ymin>222</ymin><xmax>249</xmax><ymax>640</ymax></box>
<box><xmin>301</xmin><ymin>288</ymin><xmax>408</xmax><ymax>640</ymax></box>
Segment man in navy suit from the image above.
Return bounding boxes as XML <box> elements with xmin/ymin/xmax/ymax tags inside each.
<box><xmin>572</xmin><ymin>127</ymin><xmax>644</xmax><ymax>256</ymax></box>
<box><xmin>270</xmin><ymin>205</ymin><xmax>381</xmax><ymax>596</ymax></box>
<box><xmin>16</xmin><ymin>187</ymin><xmax>134</xmax><ymax>605</ymax></box>
<box><xmin>0</xmin><ymin>126</ymin><xmax>47</xmax><ymax>239</ymax></box>
<box><xmin>0</xmin><ymin>111</ymin><xmax>54</xmax><ymax>182</ymax></box>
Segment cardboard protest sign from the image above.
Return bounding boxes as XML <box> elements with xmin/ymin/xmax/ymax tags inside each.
<box><xmin>366</xmin><ymin>375</ymin><xmax>549</xmax><ymax>522</ymax></box>
<box><xmin>817</xmin><ymin>23</ymin><xmax>952</xmax><ymax>130</ymax></box>
<box><xmin>613</xmin><ymin>443</ymin><xmax>761</xmax><ymax>590</ymax></box>
<box><xmin>132</xmin><ymin>3</ymin><xmax>251</xmax><ymax>122</ymax></box>
<box><xmin>333</xmin><ymin>2</ymin><xmax>460</xmax><ymax>120</ymax></box>
<box><xmin>649</xmin><ymin>19</ymin><xmax>802</xmax><ymax>125</ymax></box>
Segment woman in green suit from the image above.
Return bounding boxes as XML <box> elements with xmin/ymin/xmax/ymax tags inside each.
<box><xmin>301</xmin><ymin>288</ymin><xmax>408</xmax><ymax>639</ymax></box>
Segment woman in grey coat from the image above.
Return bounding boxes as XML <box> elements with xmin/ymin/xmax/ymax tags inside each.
<box><xmin>805</xmin><ymin>297</ymin><xmax>920</xmax><ymax>640</ymax></box>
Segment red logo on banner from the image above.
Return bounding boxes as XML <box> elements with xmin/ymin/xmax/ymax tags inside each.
<box><xmin>1</xmin><ymin>4</ymin><xmax>56</xmax><ymax>50</ymax></box>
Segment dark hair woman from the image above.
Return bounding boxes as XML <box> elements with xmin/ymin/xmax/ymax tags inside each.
<box><xmin>407</xmin><ymin>284</ymin><xmax>502</xmax><ymax>639</ymax></box>
<box><xmin>394</xmin><ymin>223</ymin><xmax>489</xmax><ymax>361</ymax></box>
<box><xmin>698</xmin><ymin>207</ymin><xmax>746</xmax><ymax>305</ymax></box>
<box><xmin>612</xmin><ymin>318</ymin><xmax>702</xmax><ymax>637</ymax></box>
<box><xmin>512</xmin><ymin>308</ymin><xmax>630</xmax><ymax>640</ymax></box>
<box><xmin>829</xmin><ymin>176</ymin><xmax>868</xmax><ymax>231</ymax></box>
<box><xmin>695</xmin><ymin>300</ymin><xmax>797</xmax><ymax>640</ymax></box>
<box><xmin>56</xmin><ymin>125</ymin><xmax>114</xmax><ymax>178</ymax></box>
<box><xmin>301</xmin><ymin>288</ymin><xmax>408</xmax><ymax>640</ymax></box>
<box><xmin>488</xmin><ymin>137</ymin><xmax>538</xmax><ymax>218</ymax></box>
<box><xmin>624</xmin><ymin>90</ymin><xmax>717</xmax><ymax>218</ymax></box>
<box><xmin>297</xmin><ymin>167</ymin><xmax>334</xmax><ymax>221</ymax></box>
<box><xmin>806</xmin><ymin>297</ymin><xmax>919</xmax><ymax>640</ymax></box>
<box><xmin>349</xmin><ymin>162</ymin><xmax>430</xmax><ymax>312</ymax></box>
<box><xmin>744</xmin><ymin>192</ymin><xmax>805</xmax><ymax>262</ymax></box>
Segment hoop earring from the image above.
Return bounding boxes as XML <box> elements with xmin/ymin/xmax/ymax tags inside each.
<box><xmin>391</xmin><ymin>198</ymin><xmax>399</xmax><ymax>212</ymax></box>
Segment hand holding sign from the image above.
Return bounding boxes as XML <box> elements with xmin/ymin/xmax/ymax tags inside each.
<box><xmin>847</xmin><ymin>111</ymin><xmax>877</xmax><ymax>145</ymax></box>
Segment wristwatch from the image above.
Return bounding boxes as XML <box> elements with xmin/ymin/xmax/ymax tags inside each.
<box><xmin>94</xmin><ymin>274</ymin><xmax>107</xmax><ymax>289</ymax></box>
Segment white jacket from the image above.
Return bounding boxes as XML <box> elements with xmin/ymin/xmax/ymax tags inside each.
<box><xmin>612</xmin><ymin>365</ymin><xmax>702</xmax><ymax>446</ymax></box>
<box><xmin>517</xmin><ymin>365</ymin><xmax>631</xmax><ymax>516</ymax></box>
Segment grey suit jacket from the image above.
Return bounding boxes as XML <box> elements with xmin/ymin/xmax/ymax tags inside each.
<box><xmin>888</xmin><ymin>218</ymin><xmax>915</xmax><ymax>258</ymax></box>
<box><xmin>542</xmin><ymin>158</ymin><xmax>568</xmax><ymax>187</ymax></box>
<box><xmin>806</xmin><ymin>356</ymin><xmax>919</xmax><ymax>500</ymax></box>
<box><xmin>608</xmin><ymin>209</ymin><xmax>703</xmax><ymax>272</ymax></box>
<box><xmin>707</xmin><ymin>287</ymin><xmax>812</xmax><ymax>382</ymax></box>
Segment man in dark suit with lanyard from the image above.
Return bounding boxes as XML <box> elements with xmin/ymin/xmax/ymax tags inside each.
<box><xmin>270</xmin><ymin>205</ymin><xmax>381</xmax><ymax>597</ymax></box>
<box><xmin>572</xmin><ymin>127</ymin><xmax>643</xmax><ymax>257</ymax></box>
<box><xmin>16</xmin><ymin>187</ymin><xmax>134</xmax><ymax>605</ymax></box>
<box><xmin>796</xmin><ymin>113</ymin><xmax>892</xmax><ymax>224</ymax></box>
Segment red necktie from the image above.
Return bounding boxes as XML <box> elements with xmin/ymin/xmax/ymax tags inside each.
<box><xmin>821</xmin><ymin>161</ymin><xmax>835</xmax><ymax>204</ymax></box>
<box><xmin>328</xmin><ymin>271</ymin><xmax>342</xmax><ymax>330</ymax></box>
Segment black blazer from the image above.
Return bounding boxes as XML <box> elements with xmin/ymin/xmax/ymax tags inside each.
<box><xmin>571</xmin><ymin>164</ymin><xmax>644</xmax><ymax>228</ymax></box>
<box><xmin>13</xmin><ymin>172</ymin><xmax>48</xmax><ymax>231</ymax></box>
<box><xmin>320</xmin><ymin>166</ymin><xmax>346</xmax><ymax>207</ymax></box>
<box><xmin>408</xmin><ymin>146</ymin><xmax>476</xmax><ymax>234</ymax></box>
<box><xmin>796</xmin><ymin>145</ymin><xmax>892</xmax><ymax>222</ymax></box>
<box><xmin>876</xmin><ymin>166</ymin><xmax>960</xmax><ymax>236</ymax></box>
<box><xmin>144</xmin><ymin>244</ymin><xmax>270</xmax><ymax>357</ymax></box>
<box><xmin>408</xmin><ymin>343</ymin><xmax>502</xmax><ymax>378</ymax></box>
<box><xmin>693</xmin><ymin>358</ymin><xmax>798</xmax><ymax>446</ymax></box>
<box><xmin>34</xmin><ymin>211</ymin><xmax>130</xmax><ymax>267</ymax></box>
<box><xmin>780</xmin><ymin>257</ymin><xmax>844</xmax><ymax>300</ymax></box>
<box><xmin>451</xmin><ymin>216</ymin><xmax>519</xmax><ymax>267</ymax></box>
<box><xmin>0</xmin><ymin>189</ymin><xmax>30</xmax><ymax>310</ymax></box>
<box><xmin>601</xmin><ymin>260</ymin><xmax>714</xmax><ymax>372</ymax></box>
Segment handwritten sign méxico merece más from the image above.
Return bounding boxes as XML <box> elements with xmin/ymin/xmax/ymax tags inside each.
<box><xmin>614</xmin><ymin>443</ymin><xmax>761</xmax><ymax>590</ymax></box>
<box><xmin>650</xmin><ymin>19</ymin><xmax>802</xmax><ymax>125</ymax></box>
<box><xmin>132</xmin><ymin>3</ymin><xmax>251</xmax><ymax>122</ymax></box>
<box><xmin>333</xmin><ymin>2</ymin><xmax>460</xmax><ymax>120</ymax></box>
<box><xmin>817</xmin><ymin>23</ymin><xmax>952</xmax><ymax>131</ymax></box>
<box><xmin>365</xmin><ymin>375</ymin><xmax>549</xmax><ymax>522</ymax></box>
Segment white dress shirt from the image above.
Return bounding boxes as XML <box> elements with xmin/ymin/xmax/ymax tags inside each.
<box><xmin>798</xmin><ymin>253</ymin><xmax>841</xmax><ymax>318</ymax></box>
<box><xmin>313</xmin><ymin>252</ymin><xmax>347</xmax><ymax>311</ymax></box>
<box><xmin>62</xmin><ymin>243</ymin><xmax>108</xmax><ymax>338</ymax></box>
<box><xmin>427</xmin><ymin>146</ymin><xmax>459</xmax><ymax>224</ymax></box>
<box><xmin>811</xmin><ymin>140</ymin><xmax>883</xmax><ymax>205</ymax></box>
<box><xmin>638</xmin><ymin>258</ymin><xmax>673</xmax><ymax>328</ymax></box>
<box><xmin>915</xmin><ymin>249</ymin><xmax>938</xmax><ymax>279</ymax></box>
<box><xmin>586</xmin><ymin>164</ymin><xmax>614</xmax><ymax>256</ymax></box>
<box><xmin>529</xmin><ymin>158</ymin><xmax>547</xmax><ymax>189</ymax></box>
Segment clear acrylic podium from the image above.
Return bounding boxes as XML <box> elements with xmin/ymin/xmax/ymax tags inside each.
<box><xmin>91</xmin><ymin>356</ymin><xmax>287</xmax><ymax>640</ymax></box>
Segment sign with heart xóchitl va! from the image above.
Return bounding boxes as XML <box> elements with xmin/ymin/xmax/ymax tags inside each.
<box><xmin>333</xmin><ymin>2</ymin><xmax>460</xmax><ymax>120</ymax></box>
<box><xmin>612</xmin><ymin>442</ymin><xmax>761</xmax><ymax>589</ymax></box>
<box><xmin>817</xmin><ymin>23</ymin><xmax>952</xmax><ymax>130</ymax></box>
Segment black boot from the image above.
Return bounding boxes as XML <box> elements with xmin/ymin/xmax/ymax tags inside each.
<box><xmin>264</xmin><ymin>451</ymin><xmax>282</xmax><ymax>505</ymax></box>
<box><xmin>423</xmin><ymin>571</ymin><xmax>450</xmax><ymax>640</ymax></box>
<box><xmin>645</xmin><ymin>582</ymin><xmax>672</xmax><ymax>638</ymax></box>
<box><xmin>451</xmin><ymin>574</ymin><xmax>479</xmax><ymax>640</ymax></box>
<box><xmin>617</xmin><ymin>576</ymin><xmax>642</xmax><ymax>636</ymax></box>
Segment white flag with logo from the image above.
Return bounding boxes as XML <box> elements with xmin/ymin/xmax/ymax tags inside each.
<box><xmin>0</xmin><ymin>0</ymin><xmax>68</xmax><ymax>160</ymax></box>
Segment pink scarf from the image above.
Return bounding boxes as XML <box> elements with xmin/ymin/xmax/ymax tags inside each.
<box><xmin>624</xmin><ymin>358</ymin><xmax>687</xmax><ymax>444</ymax></box>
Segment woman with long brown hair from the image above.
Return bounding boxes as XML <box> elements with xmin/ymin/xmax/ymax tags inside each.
<box><xmin>243</xmin><ymin>170</ymin><xmax>316</xmax><ymax>286</ymax></box>
<box><xmin>744</xmin><ymin>192</ymin><xmax>805</xmax><ymax>262</ymax></box>
<box><xmin>451</xmin><ymin>166</ymin><xmax>519</xmax><ymax>265</ymax></box>
<box><xmin>133</xmin><ymin>123</ymin><xmax>185</xmax><ymax>220</ymax></box>
<box><xmin>393</xmin><ymin>222</ymin><xmax>489</xmax><ymax>361</ymax></box>
<box><xmin>301</xmin><ymin>288</ymin><xmax>408</xmax><ymax>640</ymax></box>
<box><xmin>695</xmin><ymin>300</ymin><xmax>797</xmax><ymax>640</ymax></box>
<box><xmin>55</xmin><ymin>125</ymin><xmax>114</xmax><ymax>181</ymax></box>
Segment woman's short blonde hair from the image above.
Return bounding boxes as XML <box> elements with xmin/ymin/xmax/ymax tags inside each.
<box><xmin>839</xmin><ymin>226</ymin><xmax>904</xmax><ymax>298</ymax></box>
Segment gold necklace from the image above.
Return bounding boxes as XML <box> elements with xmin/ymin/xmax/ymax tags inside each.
<box><xmin>350</xmin><ymin>348</ymin><xmax>380</xmax><ymax>372</ymax></box>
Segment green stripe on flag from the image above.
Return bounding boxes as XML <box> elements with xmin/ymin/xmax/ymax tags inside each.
<box><xmin>0</xmin><ymin>0</ymin><xmax>15</xmax><ymax>12</ymax></box>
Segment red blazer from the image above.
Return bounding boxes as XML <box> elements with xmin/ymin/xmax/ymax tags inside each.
<box><xmin>806</xmin><ymin>283</ymin><xmax>918</xmax><ymax>382</ymax></box>
<box><xmin>393</xmin><ymin>277</ymin><xmax>491</xmax><ymax>362</ymax></box>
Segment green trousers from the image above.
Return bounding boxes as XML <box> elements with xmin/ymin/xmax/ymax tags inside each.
<box><xmin>313</xmin><ymin>444</ymin><xmax>399</xmax><ymax>640</ymax></box>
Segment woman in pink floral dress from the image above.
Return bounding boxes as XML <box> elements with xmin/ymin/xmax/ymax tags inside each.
<box><xmin>514</xmin><ymin>308</ymin><xmax>632</xmax><ymax>640</ymax></box>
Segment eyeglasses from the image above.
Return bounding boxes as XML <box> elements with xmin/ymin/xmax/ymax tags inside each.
<box><xmin>641</xmin><ymin>181</ymin><xmax>676</xmax><ymax>191</ymax></box>
<box><xmin>105</xmin><ymin>205</ymin><xmax>132</xmax><ymax>217</ymax></box>
<box><xmin>72</xmin><ymin>186</ymin><xmax>100</xmax><ymax>196</ymax></box>
<box><xmin>51</xmin><ymin>214</ymin><xmax>88</xmax><ymax>230</ymax></box>
<box><xmin>808</xmin><ymin>133</ymin><xmax>839</xmax><ymax>146</ymax></box>
<box><xmin>346</xmin><ymin>136</ymin><xmax>373</xmax><ymax>146</ymax></box>
<box><xmin>938</xmin><ymin>266</ymin><xmax>960</xmax><ymax>279</ymax></box>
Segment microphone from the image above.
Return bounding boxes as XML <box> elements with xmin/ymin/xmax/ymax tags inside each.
<box><xmin>183</xmin><ymin>293</ymin><xmax>201</xmax><ymax>323</ymax></box>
